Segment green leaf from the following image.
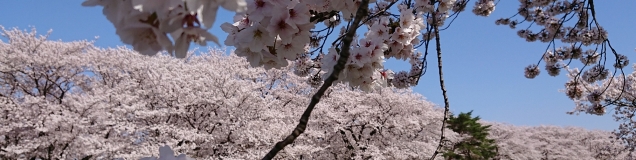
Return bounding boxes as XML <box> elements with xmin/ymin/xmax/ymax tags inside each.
<box><xmin>443</xmin><ymin>111</ymin><xmax>499</xmax><ymax>159</ymax></box>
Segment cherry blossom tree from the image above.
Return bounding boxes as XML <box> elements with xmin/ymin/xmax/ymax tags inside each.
<box><xmin>2</xmin><ymin>26</ymin><xmax>631</xmax><ymax>159</ymax></box>
<box><xmin>1</xmin><ymin>26</ymin><xmax>447</xmax><ymax>159</ymax></box>
<box><xmin>486</xmin><ymin>123</ymin><xmax>631</xmax><ymax>159</ymax></box>
<box><xmin>564</xmin><ymin>63</ymin><xmax>636</xmax><ymax>155</ymax></box>
<box><xmin>77</xmin><ymin>0</ymin><xmax>634</xmax><ymax>159</ymax></box>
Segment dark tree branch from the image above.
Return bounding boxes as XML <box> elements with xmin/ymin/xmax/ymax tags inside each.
<box><xmin>261</xmin><ymin>0</ymin><xmax>370</xmax><ymax>159</ymax></box>
<box><xmin>429</xmin><ymin>2</ymin><xmax>452</xmax><ymax>159</ymax></box>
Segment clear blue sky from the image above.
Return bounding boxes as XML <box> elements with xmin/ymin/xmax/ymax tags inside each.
<box><xmin>2</xmin><ymin>1</ymin><xmax>635</xmax><ymax>131</ymax></box>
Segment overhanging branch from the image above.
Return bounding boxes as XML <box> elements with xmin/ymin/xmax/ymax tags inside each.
<box><xmin>261</xmin><ymin>0</ymin><xmax>371</xmax><ymax>159</ymax></box>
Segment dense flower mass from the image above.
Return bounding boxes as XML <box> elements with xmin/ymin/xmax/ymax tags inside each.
<box><xmin>1</xmin><ymin>27</ymin><xmax>632</xmax><ymax>159</ymax></box>
<box><xmin>83</xmin><ymin>0</ymin><xmax>502</xmax><ymax>91</ymax></box>
<box><xmin>218</xmin><ymin>0</ymin><xmax>502</xmax><ymax>91</ymax></box>
<box><xmin>564</xmin><ymin>63</ymin><xmax>636</xmax><ymax>152</ymax></box>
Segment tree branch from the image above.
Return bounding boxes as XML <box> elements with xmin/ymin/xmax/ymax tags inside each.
<box><xmin>261</xmin><ymin>0</ymin><xmax>370</xmax><ymax>159</ymax></box>
<box><xmin>429</xmin><ymin>2</ymin><xmax>452</xmax><ymax>159</ymax></box>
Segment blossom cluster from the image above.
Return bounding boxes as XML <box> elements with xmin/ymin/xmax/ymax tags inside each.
<box><xmin>82</xmin><ymin>0</ymin><xmax>502</xmax><ymax>91</ymax></box>
<box><xmin>220</xmin><ymin>0</ymin><xmax>393</xmax><ymax>90</ymax></box>
<box><xmin>416</xmin><ymin>0</ymin><xmax>496</xmax><ymax>25</ymax></box>
<box><xmin>320</xmin><ymin>5</ymin><xmax>428</xmax><ymax>90</ymax></box>
<box><xmin>81</xmin><ymin>0</ymin><xmax>247</xmax><ymax>58</ymax></box>
<box><xmin>221</xmin><ymin>0</ymin><xmax>498</xmax><ymax>91</ymax></box>
<box><xmin>505</xmin><ymin>1</ymin><xmax>629</xmax><ymax>122</ymax></box>
<box><xmin>221</xmin><ymin>0</ymin><xmax>314</xmax><ymax>70</ymax></box>
<box><xmin>525</xmin><ymin>45</ymin><xmax>608</xmax><ymax>79</ymax></box>
<box><xmin>498</xmin><ymin>0</ymin><xmax>624</xmax><ymax>81</ymax></box>
<box><xmin>562</xmin><ymin>62</ymin><xmax>636</xmax><ymax>151</ymax></box>
<box><xmin>507</xmin><ymin>0</ymin><xmax>609</xmax><ymax>45</ymax></box>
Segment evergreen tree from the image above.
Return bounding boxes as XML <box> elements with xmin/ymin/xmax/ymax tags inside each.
<box><xmin>443</xmin><ymin>111</ymin><xmax>498</xmax><ymax>160</ymax></box>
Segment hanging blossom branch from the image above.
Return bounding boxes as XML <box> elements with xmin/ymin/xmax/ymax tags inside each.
<box><xmin>569</xmin><ymin>0</ymin><xmax>633</xmax><ymax>152</ymax></box>
<box><xmin>261</xmin><ymin>0</ymin><xmax>371</xmax><ymax>159</ymax></box>
<box><xmin>486</xmin><ymin>0</ymin><xmax>635</xmax><ymax>153</ymax></box>
<box><xmin>82</xmin><ymin>0</ymin><xmax>497</xmax><ymax>93</ymax></box>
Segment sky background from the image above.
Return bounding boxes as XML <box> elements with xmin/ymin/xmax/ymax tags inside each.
<box><xmin>1</xmin><ymin>1</ymin><xmax>635</xmax><ymax>131</ymax></box>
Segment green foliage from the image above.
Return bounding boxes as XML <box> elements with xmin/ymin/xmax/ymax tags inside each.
<box><xmin>443</xmin><ymin>111</ymin><xmax>498</xmax><ymax>160</ymax></box>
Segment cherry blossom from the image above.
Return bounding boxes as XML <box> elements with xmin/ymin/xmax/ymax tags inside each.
<box><xmin>74</xmin><ymin>0</ymin><xmax>636</xmax><ymax>158</ymax></box>
<box><xmin>82</xmin><ymin>0</ymin><xmax>246</xmax><ymax>58</ymax></box>
<box><xmin>170</xmin><ymin>27</ymin><xmax>219</xmax><ymax>58</ymax></box>
<box><xmin>116</xmin><ymin>22</ymin><xmax>173</xmax><ymax>56</ymax></box>
<box><xmin>1</xmin><ymin>26</ymin><xmax>633</xmax><ymax>159</ymax></box>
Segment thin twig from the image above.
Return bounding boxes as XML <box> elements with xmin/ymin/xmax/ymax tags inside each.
<box><xmin>260</xmin><ymin>0</ymin><xmax>370</xmax><ymax>159</ymax></box>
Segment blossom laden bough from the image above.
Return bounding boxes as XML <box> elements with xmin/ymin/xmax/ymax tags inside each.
<box><xmin>84</xmin><ymin>0</ymin><xmax>502</xmax><ymax>92</ymax></box>
<box><xmin>82</xmin><ymin>0</ymin><xmax>247</xmax><ymax>57</ymax></box>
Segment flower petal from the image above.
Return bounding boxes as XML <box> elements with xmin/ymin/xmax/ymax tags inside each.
<box><xmin>198</xmin><ymin>2</ymin><xmax>219</xmax><ymax>29</ymax></box>
<box><xmin>174</xmin><ymin>34</ymin><xmax>191</xmax><ymax>58</ymax></box>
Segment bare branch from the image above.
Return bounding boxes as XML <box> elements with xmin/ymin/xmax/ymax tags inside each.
<box><xmin>429</xmin><ymin>2</ymin><xmax>452</xmax><ymax>159</ymax></box>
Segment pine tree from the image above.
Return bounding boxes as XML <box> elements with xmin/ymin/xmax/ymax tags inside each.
<box><xmin>443</xmin><ymin>111</ymin><xmax>498</xmax><ymax>160</ymax></box>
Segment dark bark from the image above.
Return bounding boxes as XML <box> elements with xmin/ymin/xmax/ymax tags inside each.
<box><xmin>429</xmin><ymin>2</ymin><xmax>452</xmax><ymax>159</ymax></box>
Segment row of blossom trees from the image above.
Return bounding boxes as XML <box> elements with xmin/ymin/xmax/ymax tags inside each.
<box><xmin>79</xmin><ymin>0</ymin><xmax>636</xmax><ymax>158</ymax></box>
<box><xmin>0</xmin><ymin>27</ymin><xmax>632</xmax><ymax>159</ymax></box>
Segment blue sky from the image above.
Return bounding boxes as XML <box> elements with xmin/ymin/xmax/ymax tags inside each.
<box><xmin>1</xmin><ymin>1</ymin><xmax>635</xmax><ymax>131</ymax></box>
